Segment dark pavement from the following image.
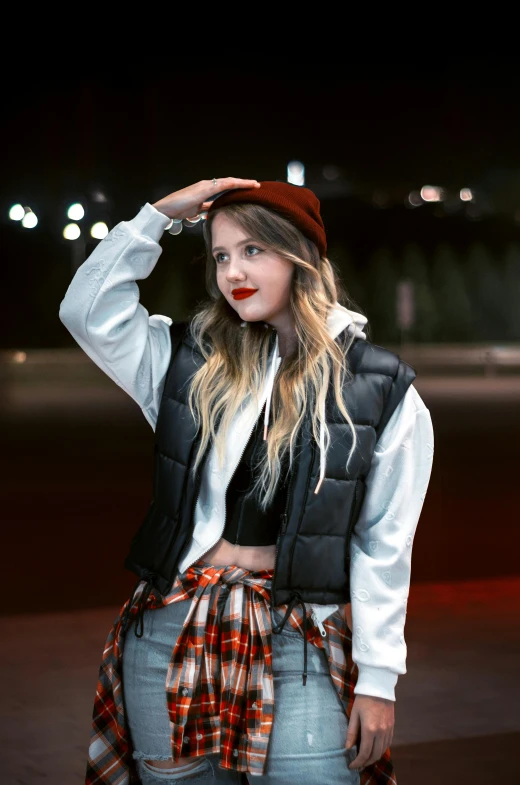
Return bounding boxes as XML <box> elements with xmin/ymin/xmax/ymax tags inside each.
<box><xmin>1</xmin><ymin>358</ymin><xmax>519</xmax><ymax>783</ymax></box>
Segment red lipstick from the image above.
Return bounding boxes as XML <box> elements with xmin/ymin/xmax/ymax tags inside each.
<box><xmin>232</xmin><ymin>288</ymin><xmax>258</xmax><ymax>300</ymax></box>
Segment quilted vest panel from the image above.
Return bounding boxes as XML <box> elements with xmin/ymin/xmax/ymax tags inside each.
<box><xmin>124</xmin><ymin>322</ymin><xmax>416</xmax><ymax>604</ymax></box>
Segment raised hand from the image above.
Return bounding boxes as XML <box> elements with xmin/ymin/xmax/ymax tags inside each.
<box><xmin>152</xmin><ymin>177</ymin><xmax>260</xmax><ymax>221</ymax></box>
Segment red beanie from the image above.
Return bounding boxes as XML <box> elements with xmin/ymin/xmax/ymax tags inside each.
<box><xmin>207</xmin><ymin>181</ymin><xmax>327</xmax><ymax>257</ymax></box>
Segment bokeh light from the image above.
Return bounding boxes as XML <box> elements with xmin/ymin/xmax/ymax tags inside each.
<box><xmin>67</xmin><ymin>203</ymin><xmax>85</xmax><ymax>220</ymax></box>
<box><xmin>408</xmin><ymin>191</ymin><xmax>423</xmax><ymax>207</ymax></box>
<box><xmin>9</xmin><ymin>204</ymin><xmax>25</xmax><ymax>221</ymax></box>
<box><xmin>420</xmin><ymin>185</ymin><xmax>445</xmax><ymax>202</ymax></box>
<box><xmin>63</xmin><ymin>223</ymin><xmax>81</xmax><ymax>240</ymax></box>
<box><xmin>90</xmin><ymin>222</ymin><xmax>109</xmax><ymax>239</ymax></box>
<box><xmin>287</xmin><ymin>161</ymin><xmax>305</xmax><ymax>186</ymax></box>
<box><xmin>21</xmin><ymin>210</ymin><xmax>38</xmax><ymax>228</ymax></box>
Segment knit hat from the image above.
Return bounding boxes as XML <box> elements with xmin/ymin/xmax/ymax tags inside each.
<box><xmin>207</xmin><ymin>181</ymin><xmax>327</xmax><ymax>257</ymax></box>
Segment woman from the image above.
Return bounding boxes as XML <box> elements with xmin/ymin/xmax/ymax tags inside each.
<box><xmin>59</xmin><ymin>178</ymin><xmax>434</xmax><ymax>784</ymax></box>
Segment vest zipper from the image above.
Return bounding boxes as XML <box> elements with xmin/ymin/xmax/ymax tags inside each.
<box><xmin>345</xmin><ymin>479</ymin><xmax>359</xmax><ymax>565</ymax></box>
<box><xmin>233</xmin><ymin>412</ymin><xmax>263</xmax><ymax>545</ymax></box>
<box><xmin>185</xmin><ymin>345</ymin><xmax>281</xmax><ymax>570</ymax></box>
<box><xmin>271</xmin><ymin>458</ymin><xmax>295</xmax><ymax>600</ymax></box>
<box><xmin>348</xmin><ymin>481</ymin><xmax>359</xmax><ymax>535</ymax></box>
<box><xmin>184</xmin><ymin>402</ymin><xmax>265</xmax><ymax>569</ymax></box>
<box><xmin>231</xmin><ymin>411</ymin><xmax>262</xmax><ymax>546</ymax></box>
<box><xmin>187</xmin><ymin>438</ymin><xmax>212</xmax><ymax>550</ymax></box>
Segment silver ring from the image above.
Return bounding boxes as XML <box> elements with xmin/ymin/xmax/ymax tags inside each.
<box><xmin>212</xmin><ymin>177</ymin><xmax>217</xmax><ymax>186</ymax></box>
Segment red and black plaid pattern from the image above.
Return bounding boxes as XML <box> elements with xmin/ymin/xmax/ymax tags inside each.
<box><xmin>86</xmin><ymin>560</ymin><xmax>397</xmax><ymax>784</ymax></box>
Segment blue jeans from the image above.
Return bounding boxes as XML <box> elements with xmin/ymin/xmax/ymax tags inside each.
<box><xmin>122</xmin><ymin>589</ymin><xmax>360</xmax><ymax>784</ymax></box>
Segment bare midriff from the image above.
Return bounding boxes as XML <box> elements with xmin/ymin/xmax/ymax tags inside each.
<box><xmin>201</xmin><ymin>538</ymin><xmax>276</xmax><ymax>571</ymax></box>
<box><xmin>200</xmin><ymin>538</ymin><xmax>353</xmax><ymax>631</ymax></box>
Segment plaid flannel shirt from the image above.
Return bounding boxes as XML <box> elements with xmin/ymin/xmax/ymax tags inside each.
<box><xmin>85</xmin><ymin>561</ymin><xmax>397</xmax><ymax>784</ymax></box>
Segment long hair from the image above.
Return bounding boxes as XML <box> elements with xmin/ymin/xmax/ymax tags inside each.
<box><xmin>184</xmin><ymin>203</ymin><xmax>367</xmax><ymax>511</ymax></box>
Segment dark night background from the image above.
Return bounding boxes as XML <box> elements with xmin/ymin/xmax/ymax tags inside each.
<box><xmin>1</xmin><ymin>57</ymin><xmax>520</xmax><ymax>784</ymax></box>
<box><xmin>3</xmin><ymin>56</ymin><xmax>520</xmax><ymax>348</ymax></box>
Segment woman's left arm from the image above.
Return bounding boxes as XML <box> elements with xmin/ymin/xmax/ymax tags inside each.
<box><xmin>346</xmin><ymin>384</ymin><xmax>434</xmax><ymax>771</ymax></box>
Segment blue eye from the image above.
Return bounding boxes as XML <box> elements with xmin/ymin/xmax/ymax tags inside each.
<box><xmin>245</xmin><ymin>245</ymin><xmax>262</xmax><ymax>256</ymax></box>
<box><xmin>214</xmin><ymin>245</ymin><xmax>262</xmax><ymax>264</ymax></box>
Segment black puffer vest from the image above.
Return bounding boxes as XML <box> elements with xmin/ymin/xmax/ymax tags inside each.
<box><xmin>123</xmin><ymin>321</ymin><xmax>416</xmax><ymax>649</ymax></box>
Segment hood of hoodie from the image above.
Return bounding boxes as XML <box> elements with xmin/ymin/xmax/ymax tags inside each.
<box><xmin>262</xmin><ymin>301</ymin><xmax>368</xmax><ymax>495</ymax></box>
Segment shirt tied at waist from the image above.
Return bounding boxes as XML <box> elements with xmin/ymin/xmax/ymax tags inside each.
<box><xmin>121</xmin><ymin>561</ymin><xmax>322</xmax><ymax>776</ymax></box>
<box><xmin>86</xmin><ymin>560</ymin><xmax>398</xmax><ymax>784</ymax></box>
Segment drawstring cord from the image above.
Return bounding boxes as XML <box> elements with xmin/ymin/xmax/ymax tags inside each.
<box><xmin>271</xmin><ymin>591</ymin><xmax>308</xmax><ymax>686</ymax></box>
<box><xmin>120</xmin><ymin>573</ymin><xmax>155</xmax><ymax>637</ymax></box>
<box><xmin>124</xmin><ymin>580</ymin><xmax>311</xmax><ymax>685</ymax></box>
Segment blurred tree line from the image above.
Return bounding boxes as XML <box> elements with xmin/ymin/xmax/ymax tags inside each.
<box><xmin>2</xmin><ymin>222</ymin><xmax>520</xmax><ymax>348</ymax></box>
<box><xmin>328</xmin><ymin>241</ymin><xmax>520</xmax><ymax>345</ymax></box>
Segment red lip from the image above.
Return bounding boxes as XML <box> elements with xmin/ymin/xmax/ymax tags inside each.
<box><xmin>232</xmin><ymin>289</ymin><xmax>258</xmax><ymax>299</ymax></box>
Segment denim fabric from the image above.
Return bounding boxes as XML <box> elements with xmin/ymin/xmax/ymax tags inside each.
<box><xmin>122</xmin><ymin>592</ymin><xmax>360</xmax><ymax>784</ymax></box>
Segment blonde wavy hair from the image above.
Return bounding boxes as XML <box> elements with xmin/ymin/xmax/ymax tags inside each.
<box><xmin>184</xmin><ymin>203</ymin><xmax>368</xmax><ymax>511</ymax></box>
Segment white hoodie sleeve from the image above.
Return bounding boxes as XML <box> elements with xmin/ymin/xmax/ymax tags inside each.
<box><xmin>58</xmin><ymin>203</ymin><xmax>174</xmax><ymax>430</ymax></box>
<box><xmin>349</xmin><ymin>384</ymin><xmax>434</xmax><ymax>701</ymax></box>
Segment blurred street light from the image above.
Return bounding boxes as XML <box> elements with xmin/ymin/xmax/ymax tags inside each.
<box><xmin>63</xmin><ymin>223</ymin><xmax>81</xmax><ymax>240</ymax></box>
<box><xmin>90</xmin><ymin>221</ymin><xmax>109</xmax><ymax>239</ymax></box>
<box><xmin>9</xmin><ymin>204</ymin><xmax>25</xmax><ymax>221</ymax></box>
<box><xmin>287</xmin><ymin>161</ymin><xmax>305</xmax><ymax>186</ymax></box>
<box><xmin>407</xmin><ymin>191</ymin><xmax>423</xmax><ymax>207</ymax></box>
<box><xmin>420</xmin><ymin>185</ymin><xmax>445</xmax><ymax>202</ymax></box>
<box><xmin>21</xmin><ymin>209</ymin><xmax>38</xmax><ymax>228</ymax></box>
<box><xmin>90</xmin><ymin>190</ymin><xmax>108</xmax><ymax>204</ymax></box>
<box><xmin>67</xmin><ymin>203</ymin><xmax>85</xmax><ymax>220</ymax></box>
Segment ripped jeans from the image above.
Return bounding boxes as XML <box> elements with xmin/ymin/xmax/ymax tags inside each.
<box><xmin>122</xmin><ymin>589</ymin><xmax>360</xmax><ymax>785</ymax></box>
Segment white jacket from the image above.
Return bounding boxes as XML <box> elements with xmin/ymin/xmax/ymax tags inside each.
<box><xmin>59</xmin><ymin>202</ymin><xmax>434</xmax><ymax>701</ymax></box>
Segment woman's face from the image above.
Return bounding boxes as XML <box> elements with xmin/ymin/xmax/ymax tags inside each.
<box><xmin>212</xmin><ymin>212</ymin><xmax>295</xmax><ymax>331</ymax></box>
